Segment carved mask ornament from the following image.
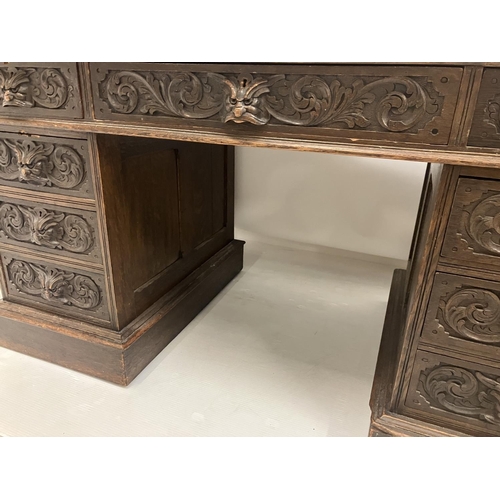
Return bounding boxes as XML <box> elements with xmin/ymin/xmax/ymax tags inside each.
<box><xmin>0</xmin><ymin>69</ymin><xmax>33</xmax><ymax>108</ymax></box>
<box><xmin>19</xmin><ymin>206</ymin><xmax>65</xmax><ymax>247</ymax></box>
<box><xmin>4</xmin><ymin>139</ymin><xmax>54</xmax><ymax>185</ymax></box>
<box><xmin>222</xmin><ymin>73</ymin><xmax>283</xmax><ymax>125</ymax></box>
<box><xmin>34</xmin><ymin>266</ymin><xmax>74</xmax><ymax>303</ymax></box>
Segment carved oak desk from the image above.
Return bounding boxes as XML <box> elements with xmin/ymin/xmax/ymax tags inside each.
<box><xmin>0</xmin><ymin>63</ymin><xmax>500</xmax><ymax>437</ymax></box>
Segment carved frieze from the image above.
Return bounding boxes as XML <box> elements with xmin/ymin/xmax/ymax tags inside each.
<box><xmin>6</xmin><ymin>259</ymin><xmax>101</xmax><ymax>310</ymax></box>
<box><xmin>0</xmin><ymin>202</ymin><xmax>94</xmax><ymax>254</ymax></box>
<box><xmin>0</xmin><ymin>138</ymin><xmax>85</xmax><ymax>189</ymax></box>
<box><xmin>418</xmin><ymin>364</ymin><xmax>500</xmax><ymax>425</ymax></box>
<box><xmin>96</xmin><ymin>68</ymin><xmax>444</xmax><ymax>134</ymax></box>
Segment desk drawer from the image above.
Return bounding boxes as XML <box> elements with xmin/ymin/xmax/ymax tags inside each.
<box><xmin>0</xmin><ymin>251</ymin><xmax>110</xmax><ymax>324</ymax></box>
<box><xmin>468</xmin><ymin>69</ymin><xmax>500</xmax><ymax>149</ymax></box>
<box><xmin>0</xmin><ymin>63</ymin><xmax>83</xmax><ymax>119</ymax></box>
<box><xmin>422</xmin><ymin>272</ymin><xmax>500</xmax><ymax>363</ymax></box>
<box><xmin>0</xmin><ymin>196</ymin><xmax>102</xmax><ymax>264</ymax></box>
<box><xmin>405</xmin><ymin>351</ymin><xmax>500</xmax><ymax>435</ymax></box>
<box><xmin>442</xmin><ymin>177</ymin><xmax>500</xmax><ymax>271</ymax></box>
<box><xmin>91</xmin><ymin>63</ymin><xmax>462</xmax><ymax>146</ymax></box>
<box><xmin>0</xmin><ymin>132</ymin><xmax>94</xmax><ymax>198</ymax></box>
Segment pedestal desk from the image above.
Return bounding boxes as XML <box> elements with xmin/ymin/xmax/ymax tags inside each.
<box><xmin>0</xmin><ymin>62</ymin><xmax>499</xmax><ymax>437</ymax></box>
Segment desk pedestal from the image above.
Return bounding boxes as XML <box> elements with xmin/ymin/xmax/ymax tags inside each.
<box><xmin>0</xmin><ymin>133</ymin><xmax>242</xmax><ymax>385</ymax></box>
<box><xmin>371</xmin><ymin>164</ymin><xmax>500</xmax><ymax>437</ymax></box>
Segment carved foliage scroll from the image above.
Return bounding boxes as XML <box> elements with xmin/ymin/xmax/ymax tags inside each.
<box><xmin>0</xmin><ymin>67</ymin><xmax>69</xmax><ymax>109</ymax></box>
<box><xmin>439</xmin><ymin>287</ymin><xmax>500</xmax><ymax>344</ymax></box>
<box><xmin>98</xmin><ymin>69</ymin><xmax>442</xmax><ymax>133</ymax></box>
<box><xmin>418</xmin><ymin>364</ymin><xmax>500</xmax><ymax>425</ymax></box>
<box><xmin>6</xmin><ymin>259</ymin><xmax>101</xmax><ymax>310</ymax></box>
<box><xmin>442</xmin><ymin>179</ymin><xmax>500</xmax><ymax>264</ymax></box>
<box><xmin>466</xmin><ymin>193</ymin><xmax>500</xmax><ymax>255</ymax></box>
<box><xmin>467</xmin><ymin>69</ymin><xmax>500</xmax><ymax>147</ymax></box>
<box><xmin>0</xmin><ymin>138</ymin><xmax>85</xmax><ymax>189</ymax></box>
<box><xmin>0</xmin><ymin>203</ymin><xmax>94</xmax><ymax>254</ymax></box>
<box><xmin>486</xmin><ymin>94</ymin><xmax>500</xmax><ymax>134</ymax></box>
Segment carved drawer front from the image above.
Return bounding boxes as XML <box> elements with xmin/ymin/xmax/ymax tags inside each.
<box><xmin>0</xmin><ymin>63</ymin><xmax>83</xmax><ymax>119</ymax></box>
<box><xmin>442</xmin><ymin>177</ymin><xmax>500</xmax><ymax>271</ymax></box>
<box><xmin>0</xmin><ymin>196</ymin><xmax>102</xmax><ymax>264</ymax></box>
<box><xmin>422</xmin><ymin>272</ymin><xmax>500</xmax><ymax>363</ymax></box>
<box><xmin>0</xmin><ymin>252</ymin><xmax>110</xmax><ymax>324</ymax></box>
<box><xmin>405</xmin><ymin>350</ymin><xmax>500</xmax><ymax>435</ymax></box>
<box><xmin>0</xmin><ymin>132</ymin><xmax>94</xmax><ymax>198</ymax></box>
<box><xmin>468</xmin><ymin>69</ymin><xmax>500</xmax><ymax>148</ymax></box>
<box><xmin>91</xmin><ymin>63</ymin><xmax>462</xmax><ymax>145</ymax></box>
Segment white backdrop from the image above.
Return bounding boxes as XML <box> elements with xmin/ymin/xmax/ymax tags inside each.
<box><xmin>234</xmin><ymin>147</ymin><xmax>427</xmax><ymax>262</ymax></box>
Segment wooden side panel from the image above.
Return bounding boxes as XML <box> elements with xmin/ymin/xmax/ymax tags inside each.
<box><xmin>179</xmin><ymin>142</ymin><xmax>227</xmax><ymax>253</ymax></box>
<box><xmin>118</xmin><ymin>148</ymin><xmax>180</xmax><ymax>292</ymax></box>
<box><xmin>370</xmin><ymin>269</ymin><xmax>406</xmax><ymax>421</ymax></box>
<box><xmin>95</xmin><ymin>135</ymin><xmax>233</xmax><ymax>329</ymax></box>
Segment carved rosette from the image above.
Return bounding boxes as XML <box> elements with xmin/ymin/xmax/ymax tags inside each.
<box><xmin>439</xmin><ymin>287</ymin><xmax>500</xmax><ymax>344</ymax></box>
<box><xmin>0</xmin><ymin>67</ymin><xmax>69</xmax><ymax>109</ymax></box>
<box><xmin>7</xmin><ymin>260</ymin><xmax>101</xmax><ymax>310</ymax></box>
<box><xmin>418</xmin><ymin>365</ymin><xmax>500</xmax><ymax>425</ymax></box>
<box><xmin>463</xmin><ymin>193</ymin><xmax>500</xmax><ymax>255</ymax></box>
<box><xmin>0</xmin><ymin>138</ymin><xmax>85</xmax><ymax>189</ymax></box>
<box><xmin>99</xmin><ymin>70</ymin><xmax>441</xmax><ymax>132</ymax></box>
<box><xmin>0</xmin><ymin>203</ymin><xmax>94</xmax><ymax>254</ymax></box>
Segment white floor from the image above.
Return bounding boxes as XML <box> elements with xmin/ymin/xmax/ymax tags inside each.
<box><xmin>0</xmin><ymin>241</ymin><xmax>398</xmax><ymax>437</ymax></box>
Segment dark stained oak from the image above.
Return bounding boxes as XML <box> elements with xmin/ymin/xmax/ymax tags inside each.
<box><xmin>2</xmin><ymin>62</ymin><xmax>500</xmax><ymax>436</ymax></box>
<box><xmin>468</xmin><ymin>68</ymin><xmax>500</xmax><ymax>148</ymax></box>
<box><xmin>0</xmin><ymin>63</ymin><xmax>83</xmax><ymax>119</ymax></box>
<box><xmin>90</xmin><ymin>63</ymin><xmax>462</xmax><ymax>146</ymax></box>
<box><xmin>0</xmin><ymin>130</ymin><xmax>94</xmax><ymax>198</ymax></box>
<box><xmin>0</xmin><ymin>240</ymin><xmax>243</xmax><ymax>385</ymax></box>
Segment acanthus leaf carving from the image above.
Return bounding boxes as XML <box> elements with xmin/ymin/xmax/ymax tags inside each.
<box><xmin>465</xmin><ymin>192</ymin><xmax>500</xmax><ymax>255</ymax></box>
<box><xmin>100</xmin><ymin>70</ymin><xmax>441</xmax><ymax>133</ymax></box>
<box><xmin>0</xmin><ymin>203</ymin><xmax>94</xmax><ymax>254</ymax></box>
<box><xmin>104</xmin><ymin>70</ymin><xmax>223</xmax><ymax>118</ymax></box>
<box><xmin>418</xmin><ymin>365</ymin><xmax>500</xmax><ymax>425</ymax></box>
<box><xmin>0</xmin><ymin>67</ymin><xmax>69</xmax><ymax>109</ymax></box>
<box><xmin>486</xmin><ymin>93</ymin><xmax>500</xmax><ymax>134</ymax></box>
<box><xmin>439</xmin><ymin>287</ymin><xmax>500</xmax><ymax>344</ymax></box>
<box><xmin>0</xmin><ymin>138</ymin><xmax>85</xmax><ymax>189</ymax></box>
<box><xmin>7</xmin><ymin>259</ymin><xmax>101</xmax><ymax>310</ymax></box>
